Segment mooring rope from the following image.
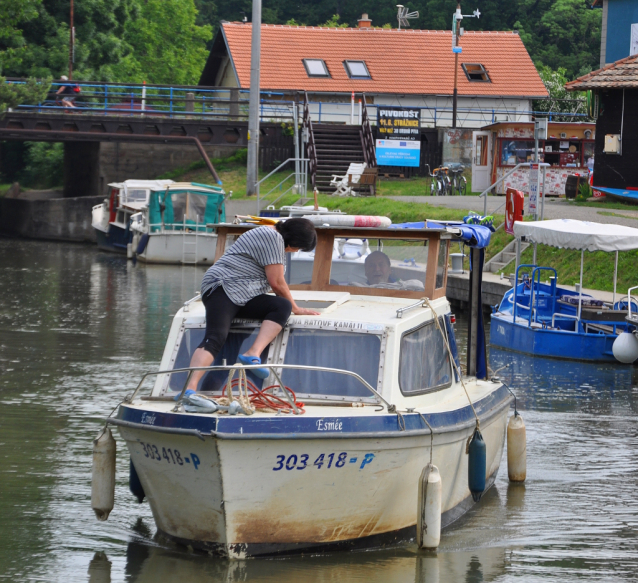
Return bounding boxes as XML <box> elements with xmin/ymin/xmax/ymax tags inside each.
<box><xmin>422</xmin><ymin>298</ymin><xmax>480</xmax><ymax>429</ymax></box>
<box><xmin>417</xmin><ymin>412</ymin><xmax>434</xmax><ymax>465</ymax></box>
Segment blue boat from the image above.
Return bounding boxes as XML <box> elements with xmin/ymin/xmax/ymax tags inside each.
<box><xmin>591</xmin><ymin>185</ymin><xmax>638</xmax><ymax>204</ymax></box>
<box><xmin>491</xmin><ymin>219</ymin><xmax>638</xmax><ymax>363</ymax></box>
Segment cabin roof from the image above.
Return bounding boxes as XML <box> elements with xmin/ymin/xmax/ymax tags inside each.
<box><xmin>565</xmin><ymin>54</ymin><xmax>638</xmax><ymax>90</ymax></box>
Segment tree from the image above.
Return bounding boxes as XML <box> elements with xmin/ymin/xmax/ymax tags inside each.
<box><xmin>112</xmin><ymin>0</ymin><xmax>212</xmax><ymax>85</ymax></box>
<box><xmin>533</xmin><ymin>64</ymin><xmax>586</xmax><ymax>121</ymax></box>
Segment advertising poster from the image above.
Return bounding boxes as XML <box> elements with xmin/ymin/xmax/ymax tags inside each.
<box><xmin>528</xmin><ymin>163</ymin><xmax>538</xmax><ymax>215</ymax></box>
<box><xmin>376</xmin><ymin>107</ymin><xmax>421</xmax><ymax>167</ymax></box>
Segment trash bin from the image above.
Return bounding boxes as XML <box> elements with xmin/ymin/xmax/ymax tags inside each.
<box><xmin>565</xmin><ymin>175</ymin><xmax>582</xmax><ymax>199</ymax></box>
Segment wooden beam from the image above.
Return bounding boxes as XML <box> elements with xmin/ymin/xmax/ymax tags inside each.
<box><xmin>424</xmin><ymin>237</ymin><xmax>440</xmax><ymax>299</ymax></box>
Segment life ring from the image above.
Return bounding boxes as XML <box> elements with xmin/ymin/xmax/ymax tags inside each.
<box><xmin>302</xmin><ymin>215</ymin><xmax>392</xmax><ymax>228</ymax></box>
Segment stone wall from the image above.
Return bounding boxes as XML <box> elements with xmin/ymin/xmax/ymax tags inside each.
<box><xmin>0</xmin><ymin>195</ymin><xmax>102</xmax><ymax>242</ymax></box>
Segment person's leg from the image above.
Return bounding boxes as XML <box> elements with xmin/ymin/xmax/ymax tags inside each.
<box><xmin>237</xmin><ymin>295</ymin><xmax>292</xmax><ymax>358</ymax></box>
<box><xmin>186</xmin><ymin>287</ymin><xmax>239</xmax><ymax>391</ymax></box>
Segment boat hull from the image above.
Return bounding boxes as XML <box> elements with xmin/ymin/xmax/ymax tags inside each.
<box><xmin>95</xmin><ymin>225</ymin><xmax>130</xmax><ymax>254</ymax></box>
<box><xmin>115</xmin><ymin>390</ymin><xmax>510</xmax><ymax>558</ymax></box>
<box><xmin>491</xmin><ymin>314</ymin><xmax>617</xmax><ymax>362</ymax></box>
<box><xmin>135</xmin><ymin>232</ymin><xmax>218</xmax><ymax>265</ymax></box>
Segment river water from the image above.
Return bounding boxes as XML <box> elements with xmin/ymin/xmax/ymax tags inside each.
<box><xmin>1</xmin><ymin>238</ymin><xmax>637</xmax><ymax>582</ymax></box>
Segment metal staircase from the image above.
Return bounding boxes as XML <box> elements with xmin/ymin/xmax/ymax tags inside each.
<box><xmin>484</xmin><ymin>239</ymin><xmax>530</xmax><ymax>273</ymax></box>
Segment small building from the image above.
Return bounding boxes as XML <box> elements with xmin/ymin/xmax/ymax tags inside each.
<box><xmin>566</xmin><ymin>54</ymin><xmax>638</xmax><ymax>193</ymax></box>
<box><xmin>199</xmin><ymin>19</ymin><xmax>547</xmax><ymax>167</ymax></box>
<box><xmin>471</xmin><ymin>121</ymin><xmax>596</xmax><ymax>195</ymax></box>
<box><xmin>595</xmin><ymin>0</ymin><xmax>638</xmax><ymax>67</ymax></box>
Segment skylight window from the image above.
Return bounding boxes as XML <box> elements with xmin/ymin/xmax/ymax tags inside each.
<box><xmin>462</xmin><ymin>63</ymin><xmax>491</xmax><ymax>82</ymax></box>
<box><xmin>344</xmin><ymin>60</ymin><xmax>371</xmax><ymax>79</ymax></box>
<box><xmin>303</xmin><ymin>59</ymin><xmax>330</xmax><ymax>77</ymax></box>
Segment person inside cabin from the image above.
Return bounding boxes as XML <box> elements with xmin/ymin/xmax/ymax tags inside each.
<box><xmin>184</xmin><ymin>218</ymin><xmax>320</xmax><ymax>391</ymax></box>
<box><xmin>363</xmin><ymin>250</ymin><xmax>424</xmax><ymax>291</ymax></box>
<box><xmin>55</xmin><ymin>76</ymin><xmax>77</xmax><ymax>108</ymax></box>
<box><xmin>364</xmin><ymin>251</ymin><xmax>397</xmax><ymax>285</ymax></box>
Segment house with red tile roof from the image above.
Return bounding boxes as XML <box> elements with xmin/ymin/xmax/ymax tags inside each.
<box><xmin>199</xmin><ymin>19</ymin><xmax>548</xmax><ymax>130</ymax></box>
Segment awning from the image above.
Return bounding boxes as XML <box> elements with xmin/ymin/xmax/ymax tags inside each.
<box><xmin>514</xmin><ymin>219</ymin><xmax>638</xmax><ymax>252</ymax></box>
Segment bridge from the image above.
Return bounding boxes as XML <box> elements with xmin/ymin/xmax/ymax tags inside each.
<box><xmin>1</xmin><ymin>80</ymin><xmax>297</xmax><ymax>197</ymax></box>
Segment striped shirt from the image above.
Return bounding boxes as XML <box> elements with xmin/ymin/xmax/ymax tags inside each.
<box><xmin>201</xmin><ymin>226</ymin><xmax>286</xmax><ymax>306</ymax></box>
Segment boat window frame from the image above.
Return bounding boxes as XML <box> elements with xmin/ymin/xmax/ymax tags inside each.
<box><xmin>398</xmin><ymin>317</ymin><xmax>453</xmax><ymax>397</ymax></box>
<box><xmin>275</xmin><ymin>320</ymin><xmax>387</xmax><ymax>403</ymax></box>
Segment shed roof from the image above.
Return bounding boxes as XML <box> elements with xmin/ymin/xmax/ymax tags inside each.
<box><xmin>216</xmin><ymin>23</ymin><xmax>547</xmax><ymax>98</ymax></box>
<box><xmin>565</xmin><ymin>54</ymin><xmax>638</xmax><ymax>90</ymax></box>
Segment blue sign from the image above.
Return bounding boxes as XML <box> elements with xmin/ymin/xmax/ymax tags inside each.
<box><xmin>376</xmin><ymin>139</ymin><xmax>421</xmax><ymax>167</ymax></box>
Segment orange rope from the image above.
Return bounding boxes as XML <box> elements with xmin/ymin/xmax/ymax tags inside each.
<box><xmin>222</xmin><ymin>378</ymin><xmax>305</xmax><ymax>414</ymax></box>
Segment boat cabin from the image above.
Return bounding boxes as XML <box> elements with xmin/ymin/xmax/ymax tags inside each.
<box><xmin>149</xmin><ymin>222</ymin><xmax>483</xmax><ymax>410</ymax></box>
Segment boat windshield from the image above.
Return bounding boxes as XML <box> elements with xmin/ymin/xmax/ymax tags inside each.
<box><xmin>330</xmin><ymin>238</ymin><xmax>428</xmax><ymax>291</ymax></box>
<box><xmin>167</xmin><ymin>327</ymin><xmax>269</xmax><ymax>392</ymax></box>
<box><xmin>280</xmin><ymin>328</ymin><xmax>381</xmax><ymax>399</ymax></box>
<box><xmin>171</xmin><ymin>192</ymin><xmax>208</xmax><ymax>224</ymax></box>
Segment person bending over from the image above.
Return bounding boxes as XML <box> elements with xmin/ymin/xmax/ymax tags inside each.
<box><xmin>185</xmin><ymin>218</ymin><xmax>320</xmax><ymax>391</ymax></box>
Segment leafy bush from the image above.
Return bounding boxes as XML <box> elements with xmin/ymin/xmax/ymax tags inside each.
<box><xmin>576</xmin><ymin>180</ymin><xmax>591</xmax><ymax>202</ymax></box>
<box><xmin>21</xmin><ymin>142</ymin><xmax>64</xmax><ymax>188</ymax></box>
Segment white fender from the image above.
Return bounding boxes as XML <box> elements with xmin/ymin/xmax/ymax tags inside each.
<box><xmin>91</xmin><ymin>427</ymin><xmax>116</xmax><ymax>521</ymax></box>
<box><xmin>417</xmin><ymin>464</ymin><xmax>442</xmax><ymax>549</ymax></box>
<box><xmin>612</xmin><ymin>332</ymin><xmax>638</xmax><ymax>363</ymax></box>
<box><xmin>507</xmin><ymin>414</ymin><xmax>526</xmax><ymax>482</ymax></box>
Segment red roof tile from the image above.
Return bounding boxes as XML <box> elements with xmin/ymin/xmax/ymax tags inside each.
<box><xmin>565</xmin><ymin>54</ymin><xmax>638</xmax><ymax>90</ymax></box>
<box><xmin>222</xmin><ymin>23</ymin><xmax>548</xmax><ymax>98</ymax></box>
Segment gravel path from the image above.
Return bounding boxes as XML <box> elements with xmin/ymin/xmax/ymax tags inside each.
<box><xmin>387</xmin><ymin>195</ymin><xmax>638</xmax><ymax>227</ymax></box>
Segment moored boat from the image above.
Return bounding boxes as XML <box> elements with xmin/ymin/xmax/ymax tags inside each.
<box><xmin>99</xmin><ymin>219</ymin><xmax>515</xmax><ymax>558</ymax></box>
<box><xmin>130</xmin><ymin>182</ymin><xmax>226</xmax><ymax>264</ymax></box>
<box><xmin>91</xmin><ymin>180</ymin><xmax>174</xmax><ymax>254</ymax></box>
<box><xmin>491</xmin><ymin>219</ymin><xmax>638</xmax><ymax>362</ymax></box>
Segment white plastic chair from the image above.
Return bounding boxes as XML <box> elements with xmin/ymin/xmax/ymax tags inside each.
<box><xmin>330</xmin><ymin>163</ymin><xmax>367</xmax><ymax>196</ymax></box>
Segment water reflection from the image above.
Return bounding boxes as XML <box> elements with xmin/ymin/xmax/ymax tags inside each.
<box><xmin>1</xmin><ymin>240</ymin><xmax>638</xmax><ymax>582</ymax></box>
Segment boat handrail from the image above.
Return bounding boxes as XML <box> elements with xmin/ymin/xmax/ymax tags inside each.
<box><xmin>530</xmin><ymin>266</ymin><xmax>558</xmax><ymax>326</ymax></box>
<box><xmin>126</xmin><ymin>363</ymin><xmax>394</xmax><ymax>413</ymax></box>
<box><xmin>513</xmin><ymin>264</ymin><xmax>537</xmax><ymax>322</ymax></box>
<box><xmin>396</xmin><ymin>299</ymin><xmax>428</xmax><ymax>319</ymax></box>
<box><xmin>628</xmin><ymin>285</ymin><xmax>638</xmax><ymax>320</ymax></box>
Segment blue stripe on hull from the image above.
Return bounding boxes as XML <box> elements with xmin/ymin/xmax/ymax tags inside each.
<box><xmin>117</xmin><ymin>384</ymin><xmax>512</xmax><ymax>436</ymax></box>
<box><xmin>490</xmin><ymin>316</ymin><xmax>617</xmax><ymax>362</ymax></box>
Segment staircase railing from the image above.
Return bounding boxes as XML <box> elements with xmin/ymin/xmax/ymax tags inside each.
<box><xmin>302</xmin><ymin>92</ymin><xmax>318</xmax><ymax>189</ymax></box>
<box><xmin>360</xmin><ymin>93</ymin><xmax>377</xmax><ymax>168</ymax></box>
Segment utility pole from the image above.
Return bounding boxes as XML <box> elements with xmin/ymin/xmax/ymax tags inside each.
<box><xmin>246</xmin><ymin>0</ymin><xmax>262</xmax><ymax>196</ymax></box>
<box><xmin>68</xmin><ymin>0</ymin><xmax>75</xmax><ymax>80</ymax></box>
<box><xmin>452</xmin><ymin>4</ymin><xmax>461</xmax><ymax>128</ymax></box>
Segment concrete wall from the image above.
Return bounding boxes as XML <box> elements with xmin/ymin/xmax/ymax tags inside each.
<box><xmin>0</xmin><ymin>195</ymin><xmax>102</xmax><ymax>242</ymax></box>
<box><xmin>98</xmin><ymin>142</ymin><xmax>237</xmax><ymax>195</ymax></box>
<box><xmin>64</xmin><ymin>141</ymin><xmax>100</xmax><ymax>198</ymax></box>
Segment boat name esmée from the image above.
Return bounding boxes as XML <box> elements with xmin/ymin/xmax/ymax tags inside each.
<box><xmin>316</xmin><ymin>419</ymin><xmax>343</xmax><ymax>431</ymax></box>
<box><xmin>141</xmin><ymin>413</ymin><xmax>157</xmax><ymax>425</ymax></box>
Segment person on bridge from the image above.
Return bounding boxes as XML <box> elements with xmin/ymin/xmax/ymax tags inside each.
<box><xmin>184</xmin><ymin>218</ymin><xmax>320</xmax><ymax>391</ymax></box>
<box><xmin>55</xmin><ymin>76</ymin><xmax>77</xmax><ymax>108</ymax></box>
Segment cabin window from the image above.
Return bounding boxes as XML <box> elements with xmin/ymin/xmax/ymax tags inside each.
<box><xmin>462</xmin><ymin>63</ymin><xmax>490</xmax><ymax>82</ymax></box>
<box><xmin>436</xmin><ymin>241</ymin><xmax>449</xmax><ymax>289</ymax></box>
<box><xmin>168</xmin><ymin>327</ymin><xmax>268</xmax><ymax>392</ymax></box>
<box><xmin>303</xmin><ymin>59</ymin><xmax>330</xmax><ymax>77</ymax></box>
<box><xmin>328</xmin><ymin>238</ymin><xmax>427</xmax><ymax>291</ymax></box>
<box><xmin>123</xmin><ymin>189</ymin><xmax>147</xmax><ymax>204</ymax></box>
<box><xmin>399</xmin><ymin>319</ymin><xmax>452</xmax><ymax>395</ymax></box>
<box><xmin>280</xmin><ymin>328</ymin><xmax>381</xmax><ymax>398</ymax></box>
<box><xmin>171</xmin><ymin>192</ymin><xmax>208</xmax><ymax>225</ymax></box>
<box><xmin>343</xmin><ymin>60</ymin><xmax>371</xmax><ymax>79</ymax></box>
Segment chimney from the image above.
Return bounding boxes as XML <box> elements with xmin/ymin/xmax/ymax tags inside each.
<box><xmin>358</xmin><ymin>13</ymin><xmax>372</xmax><ymax>28</ymax></box>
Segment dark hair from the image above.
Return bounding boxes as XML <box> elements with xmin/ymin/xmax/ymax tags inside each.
<box><xmin>275</xmin><ymin>218</ymin><xmax>317</xmax><ymax>252</ymax></box>
<box><xmin>365</xmin><ymin>250</ymin><xmax>391</xmax><ymax>266</ymax></box>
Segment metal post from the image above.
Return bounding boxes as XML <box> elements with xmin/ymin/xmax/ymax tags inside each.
<box><xmin>533</xmin><ymin>243</ymin><xmax>537</xmax><ymax>266</ymax></box>
<box><xmin>246</xmin><ymin>0</ymin><xmax>262</xmax><ymax>196</ymax></box>
<box><xmin>68</xmin><ymin>0</ymin><xmax>74</xmax><ymax>80</ymax></box>
<box><xmin>515</xmin><ymin>238</ymin><xmax>521</xmax><ymax>275</ymax></box>
<box><xmin>613</xmin><ymin>250</ymin><xmax>618</xmax><ymax>306</ymax></box>
<box><xmin>293</xmin><ymin>102</ymin><xmax>300</xmax><ymax>188</ymax></box>
<box><xmin>578</xmin><ymin>250</ymin><xmax>584</xmax><ymax>321</ymax></box>
<box><xmin>141</xmin><ymin>82</ymin><xmax>146</xmax><ymax>113</ymax></box>
<box><xmin>467</xmin><ymin>247</ymin><xmax>480</xmax><ymax>376</ymax></box>
<box><xmin>540</xmin><ymin>166</ymin><xmax>547</xmax><ymax>220</ymax></box>
<box><xmin>351</xmin><ymin>91</ymin><xmax>355</xmax><ymax>125</ymax></box>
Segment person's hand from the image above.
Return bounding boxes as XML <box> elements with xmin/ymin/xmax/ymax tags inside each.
<box><xmin>292</xmin><ymin>306</ymin><xmax>321</xmax><ymax>316</ymax></box>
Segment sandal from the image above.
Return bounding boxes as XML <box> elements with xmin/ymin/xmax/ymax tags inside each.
<box><xmin>237</xmin><ymin>354</ymin><xmax>269</xmax><ymax>379</ymax></box>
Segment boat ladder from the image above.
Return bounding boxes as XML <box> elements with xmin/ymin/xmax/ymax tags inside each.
<box><xmin>181</xmin><ymin>217</ymin><xmax>199</xmax><ymax>265</ymax></box>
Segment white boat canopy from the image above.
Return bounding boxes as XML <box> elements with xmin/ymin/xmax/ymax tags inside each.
<box><xmin>514</xmin><ymin>219</ymin><xmax>638</xmax><ymax>253</ymax></box>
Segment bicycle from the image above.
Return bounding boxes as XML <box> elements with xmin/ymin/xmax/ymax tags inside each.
<box><xmin>447</xmin><ymin>163</ymin><xmax>467</xmax><ymax>196</ymax></box>
<box><xmin>424</xmin><ymin>164</ymin><xmax>451</xmax><ymax>196</ymax></box>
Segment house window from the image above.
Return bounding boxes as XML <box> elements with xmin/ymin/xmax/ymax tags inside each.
<box><xmin>462</xmin><ymin>63</ymin><xmax>491</xmax><ymax>82</ymax></box>
<box><xmin>303</xmin><ymin>59</ymin><xmax>330</xmax><ymax>77</ymax></box>
<box><xmin>344</xmin><ymin>60</ymin><xmax>371</xmax><ymax>79</ymax></box>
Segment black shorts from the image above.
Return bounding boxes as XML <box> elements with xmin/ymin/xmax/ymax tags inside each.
<box><xmin>198</xmin><ymin>286</ymin><xmax>292</xmax><ymax>356</ymax></box>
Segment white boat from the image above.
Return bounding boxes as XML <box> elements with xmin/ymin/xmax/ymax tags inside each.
<box><xmin>91</xmin><ymin>180</ymin><xmax>174</xmax><ymax>254</ymax></box>
<box><xmin>129</xmin><ymin>182</ymin><xmax>226</xmax><ymax>265</ymax></box>
<box><xmin>102</xmin><ymin>220</ymin><xmax>514</xmax><ymax>558</ymax></box>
